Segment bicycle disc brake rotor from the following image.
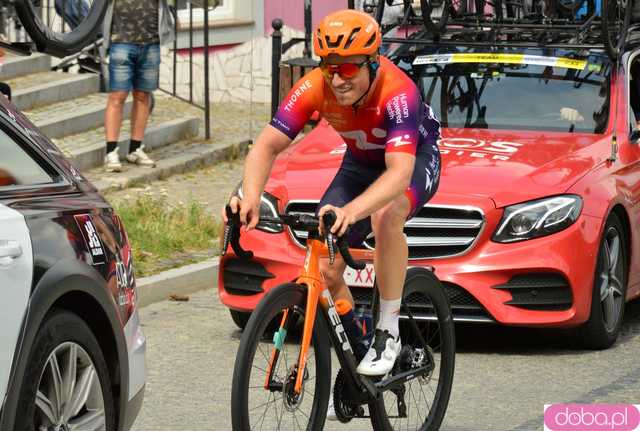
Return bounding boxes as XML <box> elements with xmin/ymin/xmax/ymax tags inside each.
<box><xmin>396</xmin><ymin>344</ymin><xmax>435</xmax><ymax>383</ymax></box>
<box><xmin>282</xmin><ymin>365</ymin><xmax>309</xmax><ymax>412</ymax></box>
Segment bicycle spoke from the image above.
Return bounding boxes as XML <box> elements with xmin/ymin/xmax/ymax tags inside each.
<box><xmin>251</xmin><ymin>364</ymin><xmax>270</xmax><ymax>375</ymax></box>
<box><xmin>276</xmin><ymin>390</ymin><xmax>286</xmax><ymax>430</ymax></box>
<box><xmin>293</xmin><ymin>410</ymin><xmax>304</xmax><ymax>430</ymax></box>
<box><xmin>254</xmin><ymin>392</ymin><xmax>275</xmax><ymax>430</ymax></box>
<box><xmin>248</xmin><ymin>396</ymin><xmax>277</xmax><ymax>413</ymax></box>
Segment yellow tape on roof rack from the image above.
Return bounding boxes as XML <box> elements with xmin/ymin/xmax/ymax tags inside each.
<box><xmin>413</xmin><ymin>53</ymin><xmax>587</xmax><ymax>70</ymax></box>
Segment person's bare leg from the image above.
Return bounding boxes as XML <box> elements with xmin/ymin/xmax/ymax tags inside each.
<box><xmin>357</xmin><ymin>194</ymin><xmax>411</xmax><ymax>375</ymax></box>
<box><xmin>320</xmin><ymin>257</ymin><xmax>353</xmax><ymax>305</ymax></box>
<box><xmin>372</xmin><ymin>195</ymin><xmax>411</xmax><ymax>302</ymax></box>
<box><xmin>130</xmin><ymin>90</ymin><xmax>152</xmax><ymax>141</ymax></box>
<box><xmin>105</xmin><ymin>91</ymin><xmax>129</xmax><ymax>142</ymax></box>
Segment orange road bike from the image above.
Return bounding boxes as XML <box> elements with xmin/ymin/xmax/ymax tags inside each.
<box><xmin>226</xmin><ymin>207</ymin><xmax>455</xmax><ymax>430</ymax></box>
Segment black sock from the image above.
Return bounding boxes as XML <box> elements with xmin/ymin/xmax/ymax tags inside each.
<box><xmin>106</xmin><ymin>141</ymin><xmax>118</xmax><ymax>154</ymax></box>
<box><xmin>129</xmin><ymin>140</ymin><xmax>142</xmax><ymax>153</ymax></box>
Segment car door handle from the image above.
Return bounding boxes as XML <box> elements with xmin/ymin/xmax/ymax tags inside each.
<box><xmin>0</xmin><ymin>240</ymin><xmax>22</xmax><ymax>259</ymax></box>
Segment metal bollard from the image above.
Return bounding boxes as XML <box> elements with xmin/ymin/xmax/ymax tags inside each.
<box><xmin>271</xmin><ymin>18</ymin><xmax>284</xmax><ymax>119</ymax></box>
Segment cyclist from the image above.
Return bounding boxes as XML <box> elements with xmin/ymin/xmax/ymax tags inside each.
<box><xmin>225</xmin><ymin>9</ymin><xmax>441</xmax><ymax>376</ymax></box>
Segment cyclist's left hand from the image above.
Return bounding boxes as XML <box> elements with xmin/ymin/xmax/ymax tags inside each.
<box><xmin>318</xmin><ymin>204</ymin><xmax>356</xmax><ymax>237</ymax></box>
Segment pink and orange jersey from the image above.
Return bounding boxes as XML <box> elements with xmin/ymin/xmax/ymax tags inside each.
<box><xmin>270</xmin><ymin>56</ymin><xmax>440</xmax><ymax>168</ymax></box>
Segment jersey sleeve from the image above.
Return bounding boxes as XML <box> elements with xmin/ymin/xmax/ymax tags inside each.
<box><xmin>269</xmin><ymin>69</ymin><xmax>323</xmax><ymax>140</ymax></box>
<box><xmin>383</xmin><ymin>86</ymin><xmax>422</xmax><ymax>156</ymax></box>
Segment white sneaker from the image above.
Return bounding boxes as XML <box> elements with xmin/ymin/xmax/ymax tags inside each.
<box><xmin>327</xmin><ymin>393</ymin><xmax>338</xmax><ymax>421</ymax></box>
<box><xmin>356</xmin><ymin>329</ymin><xmax>401</xmax><ymax>376</ymax></box>
<box><xmin>105</xmin><ymin>149</ymin><xmax>122</xmax><ymax>172</ymax></box>
<box><xmin>126</xmin><ymin>146</ymin><xmax>156</xmax><ymax>167</ymax></box>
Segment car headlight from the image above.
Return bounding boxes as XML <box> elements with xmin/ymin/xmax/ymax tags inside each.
<box><xmin>233</xmin><ymin>184</ymin><xmax>283</xmax><ymax>233</ymax></box>
<box><xmin>492</xmin><ymin>195</ymin><xmax>582</xmax><ymax>243</ymax></box>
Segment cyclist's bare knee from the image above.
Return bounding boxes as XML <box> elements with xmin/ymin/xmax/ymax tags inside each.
<box><xmin>371</xmin><ymin>196</ymin><xmax>411</xmax><ymax>238</ymax></box>
<box><xmin>319</xmin><ymin>257</ymin><xmax>347</xmax><ymax>295</ymax></box>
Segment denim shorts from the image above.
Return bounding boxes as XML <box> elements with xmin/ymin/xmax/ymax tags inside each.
<box><xmin>109</xmin><ymin>43</ymin><xmax>160</xmax><ymax>92</ymax></box>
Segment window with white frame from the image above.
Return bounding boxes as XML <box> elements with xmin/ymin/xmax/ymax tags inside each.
<box><xmin>176</xmin><ymin>0</ymin><xmax>233</xmax><ymax>23</ymax></box>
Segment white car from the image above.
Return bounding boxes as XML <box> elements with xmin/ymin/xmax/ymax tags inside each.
<box><xmin>0</xmin><ymin>97</ymin><xmax>145</xmax><ymax>430</ymax></box>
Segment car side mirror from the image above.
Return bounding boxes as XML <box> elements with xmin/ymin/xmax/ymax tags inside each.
<box><xmin>630</xmin><ymin>128</ymin><xmax>640</xmax><ymax>144</ymax></box>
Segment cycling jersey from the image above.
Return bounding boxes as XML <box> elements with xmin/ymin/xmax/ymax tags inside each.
<box><xmin>270</xmin><ymin>56</ymin><xmax>441</xmax><ymax>168</ymax></box>
<box><xmin>271</xmin><ymin>56</ymin><xmax>441</xmax><ymax>243</ymax></box>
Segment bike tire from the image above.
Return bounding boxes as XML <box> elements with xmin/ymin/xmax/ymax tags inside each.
<box><xmin>13</xmin><ymin>0</ymin><xmax>108</xmax><ymax>57</ymax></box>
<box><xmin>602</xmin><ymin>0</ymin><xmax>631</xmax><ymax>60</ymax></box>
<box><xmin>420</xmin><ymin>0</ymin><xmax>451</xmax><ymax>34</ymax></box>
<box><xmin>231</xmin><ymin>282</ymin><xmax>331</xmax><ymax>431</ymax></box>
<box><xmin>369</xmin><ymin>267</ymin><xmax>456</xmax><ymax>431</ymax></box>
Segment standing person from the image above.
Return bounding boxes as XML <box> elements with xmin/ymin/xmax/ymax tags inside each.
<box><xmin>102</xmin><ymin>0</ymin><xmax>175</xmax><ymax>172</ymax></box>
<box><xmin>224</xmin><ymin>9</ymin><xmax>441</xmax><ymax>376</ymax></box>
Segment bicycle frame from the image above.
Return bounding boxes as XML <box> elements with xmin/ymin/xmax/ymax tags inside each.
<box><xmin>264</xmin><ymin>236</ymin><xmax>376</xmax><ymax>396</ymax></box>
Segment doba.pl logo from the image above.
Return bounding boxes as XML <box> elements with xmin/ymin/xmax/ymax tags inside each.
<box><xmin>544</xmin><ymin>404</ymin><xmax>640</xmax><ymax>430</ymax></box>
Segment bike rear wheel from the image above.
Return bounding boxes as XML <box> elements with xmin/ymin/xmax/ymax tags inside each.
<box><xmin>14</xmin><ymin>0</ymin><xmax>107</xmax><ymax>57</ymax></box>
<box><xmin>370</xmin><ymin>267</ymin><xmax>456</xmax><ymax>431</ymax></box>
<box><xmin>231</xmin><ymin>283</ymin><xmax>331</xmax><ymax>431</ymax></box>
<box><xmin>602</xmin><ymin>0</ymin><xmax>631</xmax><ymax>60</ymax></box>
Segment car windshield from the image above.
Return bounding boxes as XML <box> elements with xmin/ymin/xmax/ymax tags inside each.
<box><xmin>391</xmin><ymin>47</ymin><xmax>611</xmax><ymax>133</ymax></box>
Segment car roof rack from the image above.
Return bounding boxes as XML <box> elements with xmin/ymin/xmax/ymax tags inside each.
<box><xmin>350</xmin><ymin>1</ymin><xmax>640</xmax><ymax>61</ymax></box>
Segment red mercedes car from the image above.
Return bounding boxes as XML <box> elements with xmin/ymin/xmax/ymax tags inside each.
<box><xmin>219</xmin><ymin>42</ymin><xmax>640</xmax><ymax>349</ymax></box>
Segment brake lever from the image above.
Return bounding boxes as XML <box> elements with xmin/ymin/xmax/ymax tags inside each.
<box><xmin>221</xmin><ymin>205</ymin><xmax>254</xmax><ymax>260</ymax></box>
<box><xmin>221</xmin><ymin>206</ymin><xmax>234</xmax><ymax>256</ymax></box>
<box><xmin>322</xmin><ymin>211</ymin><xmax>337</xmax><ymax>265</ymax></box>
<box><xmin>327</xmin><ymin>232</ymin><xmax>336</xmax><ymax>265</ymax></box>
<box><xmin>321</xmin><ymin>211</ymin><xmax>365</xmax><ymax>270</ymax></box>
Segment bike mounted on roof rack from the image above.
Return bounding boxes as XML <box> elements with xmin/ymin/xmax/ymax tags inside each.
<box><xmin>0</xmin><ymin>0</ymin><xmax>107</xmax><ymax>57</ymax></box>
<box><xmin>349</xmin><ymin>0</ymin><xmax>638</xmax><ymax>62</ymax></box>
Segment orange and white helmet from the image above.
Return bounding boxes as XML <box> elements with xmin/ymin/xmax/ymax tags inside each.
<box><xmin>313</xmin><ymin>9</ymin><xmax>382</xmax><ymax>58</ymax></box>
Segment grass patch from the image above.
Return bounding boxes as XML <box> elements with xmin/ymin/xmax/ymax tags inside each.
<box><xmin>115</xmin><ymin>196</ymin><xmax>221</xmax><ymax>277</ymax></box>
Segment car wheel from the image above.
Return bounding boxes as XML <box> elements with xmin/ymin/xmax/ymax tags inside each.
<box><xmin>229</xmin><ymin>309</ymin><xmax>251</xmax><ymax>330</ymax></box>
<box><xmin>577</xmin><ymin>213</ymin><xmax>628</xmax><ymax>350</ymax></box>
<box><xmin>15</xmin><ymin>310</ymin><xmax>116</xmax><ymax>431</ymax></box>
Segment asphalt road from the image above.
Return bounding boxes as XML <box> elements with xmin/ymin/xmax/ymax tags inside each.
<box><xmin>131</xmin><ymin>289</ymin><xmax>640</xmax><ymax>431</ymax></box>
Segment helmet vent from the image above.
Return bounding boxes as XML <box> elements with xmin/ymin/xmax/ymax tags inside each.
<box><xmin>325</xmin><ymin>34</ymin><xmax>344</xmax><ymax>48</ymax></box>
<box><xmin>316</xmin><ymin>30</ymin><xmax>325</xmax><ymax>50</ymax></box>
<box><xmin>344</xmin><ymin>27</ymin><xmax>361</xmax><ymax>49</ymax></box>
<box><xmin>364</xmin><ymin>32</ymin><xmax>377</xmax><ymax>48</ymax></box>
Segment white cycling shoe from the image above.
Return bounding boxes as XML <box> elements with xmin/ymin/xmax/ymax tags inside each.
<box><xmin>356</xmin><ymin>329</ymin><xmax>401</xmax><ymax>376</ymax></box>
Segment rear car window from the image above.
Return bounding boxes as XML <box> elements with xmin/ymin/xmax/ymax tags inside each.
<box><xmin>0</xmin><ymin>127</ymin><xmax>53</xmax><ymax>187</ymax></box>
<box><xmin>393</xmin><ymin>48</ymin><xmax>611</xmax><ymax>133</ymax></box>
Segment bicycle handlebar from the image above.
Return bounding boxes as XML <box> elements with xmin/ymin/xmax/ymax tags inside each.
<box><xmin>221</xmin><ymin>205</ymin><xmax>366</xmax><ymax>271</ymax></box>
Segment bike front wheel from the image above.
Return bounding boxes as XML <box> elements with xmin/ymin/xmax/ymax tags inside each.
<box><xmin>14</xmin><ymin>0</ymin><xmax>108</xmax><ymax>57</ymax></box>
<box><xmin>231</xmin><ymin>282</ymin><xmax>331</xmax><ymax>431</ymax></box>
<box><xmin>370</xmin><ymin>267</ymin><xmax>456</xmax><ymax>431</ymax></box>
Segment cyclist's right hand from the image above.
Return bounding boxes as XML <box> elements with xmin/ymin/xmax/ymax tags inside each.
<box><xmin>223</xmin><ymin>195</ymin><xmax>260</xmax><ymax>231</ymax></box>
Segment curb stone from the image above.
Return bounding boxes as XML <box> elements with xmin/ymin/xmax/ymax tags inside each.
<box><xmin>136</xmin><ymin>257</ymin><xmax>219</xmax><ymax>308</ymax></box>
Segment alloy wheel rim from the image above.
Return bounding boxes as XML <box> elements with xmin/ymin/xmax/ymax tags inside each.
<box><xmin>35</xmin><ymin>342</ymin><xmax>106</xmax><ymax>431</ymax></box>
<box><xmin>598</xmin><ymin>227</ymin><xmax>624</xmax><ymax>333</ymax></box>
